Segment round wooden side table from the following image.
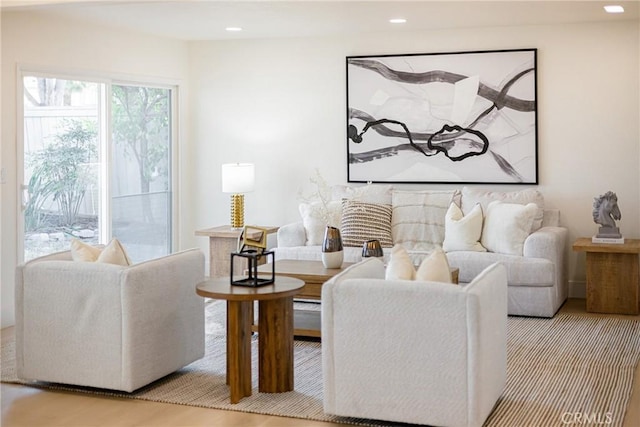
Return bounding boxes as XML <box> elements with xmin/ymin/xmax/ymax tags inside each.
<box><xmin>196</xmin><ymin>276</ymin><xmax>304</xmax><ymax>403</ymax></box>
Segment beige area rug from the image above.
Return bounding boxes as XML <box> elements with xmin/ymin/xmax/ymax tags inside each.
<box><xmin>3</xmin><ymin>301</ymin><xmax>640</xmax><ymax>427</ymax></box>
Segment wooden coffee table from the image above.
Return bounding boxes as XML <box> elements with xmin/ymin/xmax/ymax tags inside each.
<box><xmin>257</xmin><ymin>260</ymin><xmax>352</xmax><ymax>338</ymax></box>
<box><xmin>196</xmin><ymin>276</ymin><xmax>304</xmax><ymax>403</ymax></box>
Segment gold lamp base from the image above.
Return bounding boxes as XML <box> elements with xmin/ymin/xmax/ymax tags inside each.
<box><xmin>230</xmin><ymin>194</ymin><xmax>245</xmax><ymax>229</ymax></box>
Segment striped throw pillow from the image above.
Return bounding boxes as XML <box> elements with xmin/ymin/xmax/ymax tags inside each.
<box><xmin>341</xmin><ymin>200</ymin><xmax>393</xmax><ymax>248</ymax></box>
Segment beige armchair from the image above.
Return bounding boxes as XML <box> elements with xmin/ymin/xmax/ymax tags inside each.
<box><xmin>15</xmin><ymin>248</ymin><xmax>205</xmax><ymax>392</ymax></box>
<box><xmin>322</xmin><ymin>258</ymin><xmax>508</xmax><ymax>427</ymax></box>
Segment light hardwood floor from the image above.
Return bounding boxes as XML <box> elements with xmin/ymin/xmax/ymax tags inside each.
<box><xmin>2</xmin><ymin>299</ymin><xmax>639</xmax><ymax>427</ymax></box>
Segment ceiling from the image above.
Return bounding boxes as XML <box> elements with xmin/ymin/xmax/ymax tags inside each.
<box><xmin>2</xmin><ymin>0</ymin><xmax>639</xmax><ymax>41</ymax></box>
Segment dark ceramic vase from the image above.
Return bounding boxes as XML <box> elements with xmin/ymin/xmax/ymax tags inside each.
<box><xmin>322</xmin><ymin>226</ymin><xmax>343</xmax><ymax>269</ymax></box>
<box><xmin>362</xmin><ymin>239</ymin><xmax>383</xmax><ymax>258</ymax></box>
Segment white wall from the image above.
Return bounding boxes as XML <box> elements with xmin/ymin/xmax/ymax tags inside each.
<box><xmin>1</xmin><ymin>11</ymin><xmax>190</xmax><ymax>327</ymax></box>
<box><xmin>189</xmin><ymin>20</ymin><xmax>639</xmax><ymax>297</ymax></box>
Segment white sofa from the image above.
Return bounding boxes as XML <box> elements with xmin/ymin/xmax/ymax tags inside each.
<box><xmin>275</xmin><ymin>185</ymin><xmax>568</xmax><ymax>317</ymax></box>
<box><xmin>322</xmin><ymin>258</ymin><xmax>508</xmax><ymax>427</ymax></box>
<box><xmin>15</xmin><ymin>248</ymin><xmax>206</xmax><ymax>392</ymax></box>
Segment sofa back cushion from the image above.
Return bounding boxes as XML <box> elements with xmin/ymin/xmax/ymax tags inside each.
<box><xmin>461</xmin><ymin>186</ymin><xmax>544</xmax><ymax>231</ymax></box>
<box><xmin>391</xmin><ymin>189</ymin><xmax>460</xmax><ymax>251</ymax></box>
<box><xmin>331</xmin><ymin>184</ymin><xmax>393</xmax><ymax>205</ymax></box>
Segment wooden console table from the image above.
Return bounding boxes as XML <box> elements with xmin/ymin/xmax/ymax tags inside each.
<box><xmin>572</xmin><ymin>238</ymin><xmax>640</xmax><ymax>315</ymax></box>
<box><xmin>195</xmin><ymin>225</ymin><xmax>278</xmax><ymax>278</ymax></box>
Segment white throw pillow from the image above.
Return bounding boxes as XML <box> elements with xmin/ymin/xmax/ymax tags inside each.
<box><xmin>299</xmin><ymin>201</ymin><xmax>342</xmax><ymax>246</ymax></box>
<box><xmin>461</xmin><ymin>186</ymin><xmax>544</xmax><ymax>231</ymax></box>
<box><xmin>97</xmin><ymin>238</ymin><xmax>132</xmax><ymax>266</ymax></box>
<box><xmin>385</xmin><ymin>244</ymin><xmax>415</xmax><ymax>280</ymax></box>
<box><xmin>415</xmin><ymin>247</ymin><xmax>453</xmax><ymax>283</ymax></box>
<box><xmin>70</xmin><ymin>238</ymin><xmax>102</xmax><ymax>262</ymax></box>
<box><xmin>481</xmin><ymin>201</ymin><xmax>538</xmax><ymax>256</ymax></box>
<box><xmin>442</xmin><ymin>203</ymin><xmax>487</xmax><ymax>252</ymax></box>
<box><xmin>391</xmin><ymin>190</ymin><xmax>460</xmax><ymax>251</ymax></box>
<box><xmin>70</xmin><ymin>238</ymin><xmax>131</xmax><ymax>266</ymax></box>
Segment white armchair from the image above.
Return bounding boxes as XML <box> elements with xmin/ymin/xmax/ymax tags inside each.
<box><xmin>322</xmin><ymin>258</ymin><xmax>508</xmax><ymax>427</ymax></box>
<box><xmin>15</xmin><ymin>248</ymin><xmax>205</xmax><ymax>392</ymax></box>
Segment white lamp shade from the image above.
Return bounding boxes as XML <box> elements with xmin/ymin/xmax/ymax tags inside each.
<box><xmin>221</xmin><ymin>163</ymin><xmax>255</xmax><ymax>193</ymax></box>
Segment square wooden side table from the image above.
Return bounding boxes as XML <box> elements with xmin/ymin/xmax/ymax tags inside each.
<box><xmin>572</xmin><ymin>237</ymin><xmax>640</xmax><ymax>315</ymax></box>
<box><xmin>195</xmin><ymin>225</ymin><xmax>279</xmax><ymax>278</ymax></box>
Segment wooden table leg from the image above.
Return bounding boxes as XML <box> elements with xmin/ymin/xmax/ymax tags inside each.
<box><xmin>258</xmin><ymin>296</ymin><xmax>294</xmax><ymax>393</ymax></box>
<box><xmin>226</xmin><ymin>300</ymin><xmax>252</xmax><ymax>403</ymax></box>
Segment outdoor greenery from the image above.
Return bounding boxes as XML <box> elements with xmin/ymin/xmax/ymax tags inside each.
<box><xmin>25</xmin><ymin>119</ymin><xmax>97</xmax><ymax>231</ymax></box>
<box><xmin>112</xmin><ymin>85</ymin><xmax>169</xmax><ymax>223</ymax></box>
<box><xmin>23</xmin><ymin>78</ymin><xmax>172</xmax><ymax>262</ymax></box>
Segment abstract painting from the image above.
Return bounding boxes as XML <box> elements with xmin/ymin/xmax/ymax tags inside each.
<box><xmin>346</xmin><ymin>49</ymin><xmax>538</xmax><ymax>184</ymax></box>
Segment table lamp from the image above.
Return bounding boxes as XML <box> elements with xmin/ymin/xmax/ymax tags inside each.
<box><xmin>221</xmin><ymin>163</ymin><xmax>255</xmax><ymax>229</ymax></box>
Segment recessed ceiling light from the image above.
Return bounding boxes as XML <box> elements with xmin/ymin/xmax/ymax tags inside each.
<box><xmin>389</xmin><ymin>18</ymin><xmax>407</xmax><ymax>24</ymax></box>
<box><xmin>225</xmin><ymin>27</ymin><xmax>243</xmax><ymax>32</ymax></box>
<box><xmin>604</xmin><ymin>5</ymin><xmax>625</xmax><ymax>13</ymax></box>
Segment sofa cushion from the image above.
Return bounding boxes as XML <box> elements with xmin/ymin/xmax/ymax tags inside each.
<box><xmin>481</xmin><ymin>201</ymin><xmax>538</xmax><ymax>256</ymax></box>
<box><xmin>341</xmin><ymin>200</ymin><xmax>393</xmax><ymax>248</ymax></box>
<box><xmin>442</xmin><ymin>203</ymin><xmax>487</xmax><ymax>252</ymax></box>
<box><xmin>461</xmin><ymin>186</ymin><xmax>544</xmax><ymax>231</ymax></box>
<box><xmin>447</xmin><ymin>251</ymin><xmax>554</xmax><ymax>287</ymax></box>
<box><xmin>391</xmin><ymin>190</ymin><xmax>459</xmax><ymax>251</ymax></box>
<box><xmin>299</xmin><ymin>201</ymin><xmax>342</xmax><ymax>246</ymax></box>
<box><xmin>415</xmin><ymin>247</ymin><xmax>452</xmax><ymax>283</ymax></box>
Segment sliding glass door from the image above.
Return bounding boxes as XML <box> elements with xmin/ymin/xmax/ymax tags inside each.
<box><xmin>111</xmin><ymin>84</ymin><xmax>172</xmax><ymax>261</ymax></box>
<box><xmin>21</xmin><ymin>74</ymin><xmax>175</xmax><ymax>263</ymax></box>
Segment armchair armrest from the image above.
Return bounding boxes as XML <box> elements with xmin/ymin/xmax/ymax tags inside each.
<box><xmin>277</xmin><ymin>221</ymin><xmax>306</xmax><ymax>247</ymax></box>
<box><xmin>120</xmin><ymin>249</ymin><xmax>205</xmax><ymax>389</ymax></box>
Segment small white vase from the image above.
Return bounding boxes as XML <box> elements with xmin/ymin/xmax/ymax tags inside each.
<box><xmin>322</xmin><ymin>250</ymin><xmax>344</xmax><ymax>269</ymax></box>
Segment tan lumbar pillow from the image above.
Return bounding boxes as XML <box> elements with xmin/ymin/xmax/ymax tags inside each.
<box><xmin>415</xmin><ymin>247</ymin><xmax>453</xmax><ymax>283</ymax></box>
<box><xmin>385</xmin><ymin>244</ymin><xmax>415</xmax><ymax>280</ymax></box>
<box><xmin>70</xmin><ymin>238</ymin><xmax>131</xmax><ymax>266</ymax></box>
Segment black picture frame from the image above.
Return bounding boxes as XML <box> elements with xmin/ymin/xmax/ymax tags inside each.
<box><xmin>346</xmin><ymin>48</ymin><xmax>538</xmax><ymax>184</ymax></box>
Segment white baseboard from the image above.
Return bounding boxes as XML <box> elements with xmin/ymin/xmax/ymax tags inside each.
<box><xmin>568</xmin><ymin>280</ymin><xmax>586</xmax><ymax>299</ymax></box>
